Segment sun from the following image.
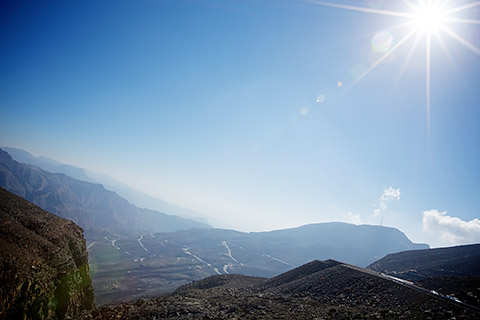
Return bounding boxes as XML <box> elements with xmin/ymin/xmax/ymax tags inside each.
<box><xmin>412</xmin><ymin>3</ymin><xmax>447</xmax><ymax>32</ymax></box>
<box><xmin>306</xmin><ymin>0</ymin><xmax>480</xmax><ymax>137</ymax></box>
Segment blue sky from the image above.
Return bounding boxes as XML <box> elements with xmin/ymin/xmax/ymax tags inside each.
<box><xmin>1</xmin><ymin>0</ymin><xmax>479</xmax><ymax>247</ymax></box>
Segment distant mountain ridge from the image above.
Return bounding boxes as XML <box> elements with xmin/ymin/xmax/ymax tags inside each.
<box><xmin>1</xmin><ymin>147</ymin><xmax>96</xmax><ymax>183</ymax></box>
<box><xmin>0</xmin><ymin>149</ymin><xmax>210</xmax><ymax>232</ymax></box>
<box><xmin>248</xmin><ymin>222</ymin><xmax>429</xmax><ymax>267</ymax></box>
<box><xmin>1</xmin><ymin>147</ymin><xmax>209</xmax><ymax>223</ymax></box>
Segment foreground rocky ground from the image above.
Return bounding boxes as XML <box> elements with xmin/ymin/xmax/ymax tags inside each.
<box><xmin>82</xmin><ymin>261</ymin><xmax>479</xmax><ymax>319</ymax></box>
<box><xmin>0</xmin><ymin>188</ymin><xmax>94</xmax><ymax>320</ymax></box>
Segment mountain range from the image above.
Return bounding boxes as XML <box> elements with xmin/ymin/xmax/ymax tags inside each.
<box><xmin>0</xmin><ymin>147</ymin><xmax>433</xmax><ymax>305</ymax></box>
<box><xmin>2</xmin><ymin>185</ymin><xmax>477</xmax><ymax>319</ymax></box>
<box><xmin>0</xmin><ymin>148</ymin><xmax>209</xmax><ymax>232</ymax></box>
<box><xmin>1</xmin><ymin>147</ymin><xmax>209</xmax><ymax>223</ymax></box>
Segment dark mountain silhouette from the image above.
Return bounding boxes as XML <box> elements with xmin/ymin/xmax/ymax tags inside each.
<box><xmin>85</xmin><ymin>259</ymin><xmax>479</xmax><ymax>319</ymax></box>
<box><xmin>261</xmin><ymin>259</ymin><xmax>341</xmax><ymax>288</ymax></box>
<box><xmin>367</xmin><ymin>243</ymin><xmax>480</xmax><ymax>281</ymax></box>
<box><xmin>2</xmin><ymin>147</ymin><xmax>209</xmax><ymax>223</ymax></box>
<box><xmin>0</xmin><ymin>149</ymin><xmax>209</xmax><ymax>232</ymax></box>
<box><xmin>0</xmin><ymin>187</ymin><xmax>94</xmax><ymax>319</ymax></box>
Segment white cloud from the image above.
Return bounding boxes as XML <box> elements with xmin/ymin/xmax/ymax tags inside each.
<box><xmin>374</xmin><ymin>186</ymin><xmax>400</xmax><ymax>216</ymax></box>
<box><xmin>423</xmin><ymin>210</ymin><xmax>480</xmax><ymax>245</ymax></box>
<box><xmin>381</xmin><ymin>186</ymin><xmax>401</xmax><ymax>201</ymax></box>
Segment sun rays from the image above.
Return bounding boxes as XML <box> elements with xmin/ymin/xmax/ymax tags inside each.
<box><xmin>411</xmin><ymin>2</ymin><xmax>446</xmax><ymax>31</ymax></box>
<box><xmin>305</xmin><ymin>0</ymin><xmax>480</xmax><ymax>136</ymax></box>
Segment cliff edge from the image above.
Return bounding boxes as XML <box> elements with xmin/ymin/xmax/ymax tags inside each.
<box><xmin>0</xmin><ymin>187</ymin><xmax>94</xmax><ymax>319</ymax></box>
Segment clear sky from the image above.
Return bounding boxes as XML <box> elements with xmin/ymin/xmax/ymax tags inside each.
<box><xmin>1</xmin><ymin>0</ymin><xmax>479</xmax><ymax>247</ymax></box>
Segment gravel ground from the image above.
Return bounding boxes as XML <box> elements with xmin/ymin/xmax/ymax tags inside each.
<box><xmin>81</xmin><ymin>262</ymin><xmax>479</xmax><ymax>319</ymax></box>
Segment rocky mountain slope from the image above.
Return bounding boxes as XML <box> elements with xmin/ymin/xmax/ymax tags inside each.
<box><xmin>85</xmin><ymin>259</ymin><xmax>479</xmax><ymax>319</ymax></box>
<box><xmin>0</xmin><ymin>187</ymin><xmax>94</xmax><ymax>319</ymax></box>
<box><xmin>87</xmin><ymin>223</ymin><xmax>428</xmax><ymax>304</ymax></box>
<box><xmin>368</xmin><ymin>243</ymin><xmax>480</xmax><ymax>308</ymax></box>
<box><xmin>0</xmin><ymin>149</ymin><xmax>209</xmax><ymax>232</ymax></box>
<box><xmin>367</xmin><ymin>243</ymin><xmax>480</xmax><ymax>281</ymax></box>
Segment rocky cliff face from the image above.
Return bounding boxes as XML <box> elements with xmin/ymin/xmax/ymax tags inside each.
<box><xmin>0</xmin><ymin>187</ymin><xmax>94</xmax><ymax>319</ymax></box>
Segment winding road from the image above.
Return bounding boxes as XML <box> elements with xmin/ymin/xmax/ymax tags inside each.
<box><xmin>182</xmin><ymin>247</ymin><xmax>221</xmax><ymax>275</ymax></box>
<box><xmin>87</xmin><ymin>241</ymin><xmax>96</xmax><ymax>250</ymax></box>
<box><xmin>221</xmin><ymin>240</ymin><xmax>244</xmax><ymax>274</ymax></box>
<box><xmin>262</xmin><ymin>254</ymin><xmax>292</xmax><ymax>266</ymax></box>
<box><xmin>137</xmin><ymin>234</ymin><xmax>150</xmax><ymax>253</ymax></box>
<box><xmin>104</xmin><ymin>237</ymin><xmax>120</xmax><ymax>250</ymax></box>
<box><xmin>222</xmin><ymin>241</ymin><xmax>243</xmax><ymax>265</ymax></box>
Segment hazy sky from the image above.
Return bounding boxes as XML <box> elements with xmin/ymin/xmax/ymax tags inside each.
<box><xmin>1</xmin><ymin>0</ymin><xmax>479</xmax><ymax>247</ymax></box>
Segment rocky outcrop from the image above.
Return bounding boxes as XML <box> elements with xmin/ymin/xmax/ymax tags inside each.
<box><xmin>0</xmin><ymin>187</ymin><xmax>94</xmax><ymax>319</ymax></box>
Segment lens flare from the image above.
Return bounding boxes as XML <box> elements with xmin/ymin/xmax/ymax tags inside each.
<box><xmin>316</xmin><ymin>94</ymin><xmax>326</xmax><ymax>103</ymax></box>
<box><xmin>371</xmin><ymin>30</ymin><xmax>395</xmax><ymax>53</ymax></box>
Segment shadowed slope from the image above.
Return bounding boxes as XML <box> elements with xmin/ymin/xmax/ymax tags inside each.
<box><xmin>0</xmin><ymin>187</ymin><xmax>94</xmax><ymax>319</ymax></box>
<box><xmin>368</xmin><ymin>243</ymin><xmax>480</xmax><ymax>281</ymax></box>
